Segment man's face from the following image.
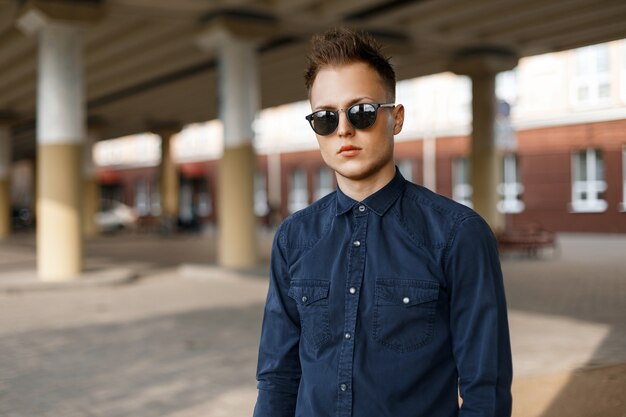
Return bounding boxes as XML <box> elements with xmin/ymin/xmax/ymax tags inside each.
<box><xmin>309</xmin><ymin>61</ymin><xmax>404</xmax><ymax>184</ymax></box>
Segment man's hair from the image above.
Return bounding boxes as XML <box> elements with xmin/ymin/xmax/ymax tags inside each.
<box><xmin>304</xmin><ymin>27</ymin><xmax>396</xmax><ymax>101</ymax></box>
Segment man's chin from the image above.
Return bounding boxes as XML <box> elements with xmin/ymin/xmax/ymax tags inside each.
<box><xmin>334</xmin><ymin>163</ymin><xmax>388</xmax><ymax>182</ymax></box>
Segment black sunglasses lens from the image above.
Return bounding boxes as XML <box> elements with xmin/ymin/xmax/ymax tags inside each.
<box><xmin>348</xmin><ymin>104</ymin><xmax>377</xmax><ymax>129</ymax></box>
<box><xmin>311</xmin><ymin>110</ymin><xmax>338</xmax><ymax>135</ymax></box>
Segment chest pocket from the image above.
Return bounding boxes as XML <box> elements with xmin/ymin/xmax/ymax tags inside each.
<box><xmin>288</xmin><ymin>280</ymin><xmax>331</xmax><ymax>350</ymax></box>
<box><xmin>373</xmin><ymin>279</ymin><xmax>439</xmax><ymax>353</ymax></box>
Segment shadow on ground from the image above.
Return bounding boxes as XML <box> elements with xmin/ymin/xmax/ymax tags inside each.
<box><xmin>503</xmin><ymin>234</ymin><xmax>626</xmax><ymax>417</ymax></box>
<box><xmin>0</xmin><ymin>304</ymin><xmax>264</xmax><ymax>417</ymax></box>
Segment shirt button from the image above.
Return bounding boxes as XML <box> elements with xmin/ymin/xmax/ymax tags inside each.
<box><xmin>344</xmin><ymin>332</ymin><xmax>351</xmax><ymax>339</ymax></box>
<box><xmin>349</xmin><ymin>287</ymin><xmax>356</xmax><ymax>294</ymax></box>
<box><xmin>358</xmin><ymin>205</ymin><xmax>366</xmax><ymax>212</ymax></box>
<box><xmin>340</xmin><ymin>383</ymin><xmax>347</xmax><ymax>392</ymax></box>
<box><xmin>402</xmin><ymin>297</ymin><xmax>410</xmax><ymax>304</ymax></box>
<box><xmin>302</xmin><ymin>296</ymin><xmax>308</xmax><ymax>303</ymax></box>
<box><xmin>353</xmin><ymin>240</ymin><xmax>361</xmax><ymax>247</ymax></box>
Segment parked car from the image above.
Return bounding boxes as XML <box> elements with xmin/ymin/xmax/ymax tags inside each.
<box><xmin>11</xmin><ymin>207</ymin><xmax>33</xmax><ymax>231</ymax></box>
<box><xmin>95</xmin><ymin>201</ymin><xmax>138</xmax><ymax>233</ymax></box>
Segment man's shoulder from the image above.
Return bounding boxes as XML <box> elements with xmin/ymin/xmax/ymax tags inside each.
<box><xmin>394</xmin><ymin>181</ymin><xmax>481</xmax><ymax>247</ymax></box>
<box><xmin>402</xmin><ymin>180</ymin><xmax>476</xmax><ymax>221</ymax></box>
<box><xmin>276</xmin><ymin>191</ymin><xmax>336</xmax><ymax>249</ymax></box>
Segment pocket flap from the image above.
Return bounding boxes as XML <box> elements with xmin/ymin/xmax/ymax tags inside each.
<box><xmin>376</xmin><ymin>280</ymin><xmax>439</xmax><ymax>307</ymax></box>
<box><xmin>288</xmin><ymin>280</ymin><xmax>330</xmax><ymax>305</ymax></box>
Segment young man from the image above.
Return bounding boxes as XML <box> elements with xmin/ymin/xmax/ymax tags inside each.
<box><xmin>253</xmin><ymin>27</ymin><xmax>512</xmax><ymax>417</ymax></box>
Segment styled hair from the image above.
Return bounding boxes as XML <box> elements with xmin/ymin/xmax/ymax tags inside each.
<box><xmin>304</xmin><ymin>27</ymin><xmax>396</xmax><ymax>101</ymax></box>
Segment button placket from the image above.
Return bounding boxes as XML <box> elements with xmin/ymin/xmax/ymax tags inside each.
<box><xmin>336</xmin><ymin>206</ymin><xmax>368</xmax><ymax>415</ymax></box>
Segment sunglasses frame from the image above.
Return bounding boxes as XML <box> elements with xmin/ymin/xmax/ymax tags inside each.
<box><xmin>305</xmin><ymin>103</ymin><xmax>395</xmax><ymax>136</ymax></box>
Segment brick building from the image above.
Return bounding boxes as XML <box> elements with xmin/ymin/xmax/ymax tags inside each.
<box><xmin>93</xmin><ymin>39</ymin><xmax>626</xmax><ymax>234</ymax></box>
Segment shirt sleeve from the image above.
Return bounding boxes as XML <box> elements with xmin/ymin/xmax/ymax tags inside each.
<box><xmin>444</xmin><ymin>214</ymin><xmax>513</xmax><ymax>417</ymax></box>
<box><xmin>253</xmin><ymin>224</ymin><xmax>301</xmax><ymax>417</ymax></box>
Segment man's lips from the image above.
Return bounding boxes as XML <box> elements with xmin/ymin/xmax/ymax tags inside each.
<box><xmin>338</xmin><ymin>145</ymin><xmax>362</xmax><ymax>155</ymax></box>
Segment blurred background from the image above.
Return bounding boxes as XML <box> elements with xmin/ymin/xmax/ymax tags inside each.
<box><xmin>0</xmin><ymin>0</ymin><xmax>625</xmax><ymax>416</ymax></box>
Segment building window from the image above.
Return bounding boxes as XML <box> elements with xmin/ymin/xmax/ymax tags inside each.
<box><xmin>620</xmin><ymin>146</ymin><xmax>626</xmax><ymax>211</ymax></box>
<box><xmin>255</xmin><ymin>172</ymin><xmax>270</xmax><ymax>217</ymax></box>
<box><xmin>150</xmin><ymin>180</ymin><xmax>161</xmax><ymax>216</ymax></box>
<box><xmin>498</xmin><ymin>154</ymin><xmax>524</xmax><ymax>213</ymax></box>
<box><xmin>288</xmin><ymin>168</ymin><xmax>309</xmax><ymax>213</ymax></box>
<box><xmin>315</xmin><ymin>166</ymin><xmax>334</xmax><ymax>201</ymax></box>
<box><xmin>452</xmin><ymin>157</ymin><xmax>472</xmax><ymax>208</ymax></box>
<box><xmin>570</xmin><ymin>148</ymin><xmax>607</xmax><ymax>213</ymax></box>
<box><xmin>135</xmin><ymin>179</ymin><xmax>151</xmax><ymax>216</ymax></box>
<box><xmin>571</xmin><ymin>44</ymin><xmax>611</xmax><ymax>107</ymax></box>
<box><xmin>197</xmin><ymin>189</ymin><xmax>211</xmax><ymax>217</ymax></box>
<box><xmin>179</xmin><ymin>181</ymin><xmax>194</xmax><ymax>223</ymax></box>
<box><xmin>397</xmin><ymin>159</ymin><xmax>414</xmax><ymax>182</ymax></box>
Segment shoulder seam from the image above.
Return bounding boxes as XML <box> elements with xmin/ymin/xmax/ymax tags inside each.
<box><xmin>441</xmin><ymin>212</ymin><xmax>480</xmax><ymax>270</ymax></box>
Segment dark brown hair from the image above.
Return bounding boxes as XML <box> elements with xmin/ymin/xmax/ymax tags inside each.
<box><xmin>304</xmin><ymin>27</ymin><xmax>396</xmax><ymax>100</ymax></box>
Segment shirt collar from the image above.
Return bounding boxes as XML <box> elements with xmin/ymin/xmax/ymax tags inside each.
<box><xmin>335</xmin><ymin>167</ymin><xmax>406</xmax><ymax>216</ymax></box>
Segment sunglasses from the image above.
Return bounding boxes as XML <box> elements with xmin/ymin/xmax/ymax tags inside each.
<box><xmin>305</xmin><ymin>103</ymin><xmax>395</xmax><ymax>136</ymax></box>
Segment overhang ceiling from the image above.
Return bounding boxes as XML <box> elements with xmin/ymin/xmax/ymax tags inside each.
<box><xmin>2</xmin><ymin>0</ymin><xmax>626</xmax><ymax>160</ymax></box>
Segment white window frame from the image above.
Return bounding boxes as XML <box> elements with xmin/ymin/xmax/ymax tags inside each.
<box><xmin>254</xmin><ymin>172</ymin><xmax>269</xmax><ymax>217</ymax></box>
<box><xmin>397</xmin><ymin>159</ymin><xmax>414</xmax><ymax>182</ymax></box>
<box><xmin>179</xmin><ymin>182</ymin><xmax>194</xmax><ymax>222</ymax></box>
<box><xmin>196</xmin><ymin>189</ymin><xmax>211</xmax><ymax>217</ymax></box>
<box><xmin>569</xmin><ymin>148</ymin><xmax>607</xmax><ymax>213</ymax></box>
<box><xmin>314</xmin><ymin>166</ymin><xmax>334</xmax><ymax>201</ymax></box>
<box><xmin>498</xmin><ymin>154</ymin><xmax>525</xmax><ymax>214</ymax></box>
<box><xmin>452</xmin><ymin>157</ymin><xmax>472</xmax><ymax>208</ymax></box>
<box><xmin>134</xmin><ymin>179</ymin><xmax>151</xmax><ymax>216</ymax></box>
<box><xmin>571</xmin><ymin>44</ymin><xmax>612</xmax><ymax>108</ymax></box>
<box><xmin>288</xmin><ymin>168</ymin><xmax>309</xmax><ymax>213</ymax></box>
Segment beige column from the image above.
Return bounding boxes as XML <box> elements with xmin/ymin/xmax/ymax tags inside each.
<box><xmin>151</xmin><ymin>124</ymin><xmax>181</xmax><ymax>232</ymax></box>
<box><xmin>267</xmin><ymin>152</ymin><xmax>282</xmax><ymax>225</ymax></box>
<box><xmin>18</xmin><ymin>2</ymin><xmax>100</xmax><ymax>280</ymax></box>
<box><xmin>219</xmin><ymin>143</ymin><xmax>256</xmax><ymax>266</ymax></box>
<box><xmin>0</xmin><ymin>121</ymin><xmax>12</xmax><ymax>239</ymax></box>
<box><xmin>197</xmin><ymin>22</ymin><xmax>273</xmax><ymax>268</ymax></box>
<box><xmin>451</xmin><ymin>48</ymin><xmax>517</xmax><ymax>233</ymax></box>
<box><xmin>422</xmin><ymin>135</ymin><xmax>437</xmax><ymax>192</ymax></box>
<box><xmin>217</xmin><ymin>36</ymin><xmax>257</xmax><ymax>268</ymax></box>
<box><xmin>83</xmin><ymin>122</ymin><xmax>101</xmax><ymax>237</ymax></box>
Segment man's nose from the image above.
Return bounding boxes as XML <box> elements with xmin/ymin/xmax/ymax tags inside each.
<box><xmin>337</xmin><ymin>110</ymin><xmax>354</xmax><ymax>137</ymax></box>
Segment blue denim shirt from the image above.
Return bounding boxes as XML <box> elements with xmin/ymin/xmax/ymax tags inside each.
<box><xmin>253</xmin><ymin>168</ymin><xmax>512</xmax><ymax>417</ymax></box>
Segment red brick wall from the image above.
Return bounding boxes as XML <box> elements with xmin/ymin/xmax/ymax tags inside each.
<box><xmin>98</xmin><ymin>119</ymin><xmax>626</xmax><ymax>233</ymax></box>
<box><xmin>512</xmin><ymin>121</ymin><xmax>626</xmax><ymax>233</ymax></box>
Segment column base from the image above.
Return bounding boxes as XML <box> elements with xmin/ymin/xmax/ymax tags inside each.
<box><xmin>37</xmin><ymin>144</ymin><xmax>83</xmax><ymax>281</ymax></box>
<box><xmin>218</xmin><ymin>144</ymin><xmax>257</xmax><ymax>268</ymax></box>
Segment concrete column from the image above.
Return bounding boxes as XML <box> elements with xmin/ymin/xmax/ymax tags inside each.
<box><xmin>451</xmin><ymin>48</ymin><xmax>517</xmax><ymax>233</ymax></box>
<box><xmin>196</xmin><ymin>17</ymin><xmax>274</xmax><ymax>268</ymax></box>
<box><xmin>0</xmin><ymin>122</ymin><xmax>11</xmax><ymax>239</ymax></box>
<box><xmin>18</xmin><ymin>15</ymin><xmax>87</xmax><ymax>280</ymax></box>
<box><xmin>469</xmin><ymin>73</ymin><xmax>502</xmax><ymax>232</ymax></box>
<box><xmin>267</xmin><ymin>152</ymin><xmax>282</xmax><ymax>225</ymax></box>
<box><xmin>83</xmin><ymin>122</ymin><xmax>101</xmax><ymax>237</ymax></box>
<box><xmin>153</xmin><ymin>126</ymin><xmax>180</xmax><ymax>231</ymax></box>
<box><xmin>217</xmin><ymin>36</ymin><xmax>258</xmax><ymax>267</ymax></box>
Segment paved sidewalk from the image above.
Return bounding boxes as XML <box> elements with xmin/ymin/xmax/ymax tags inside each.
<box><xmin>0</xmin><ymin>231</ymin><xmax>624</xmax><ymax>416</ymax></box>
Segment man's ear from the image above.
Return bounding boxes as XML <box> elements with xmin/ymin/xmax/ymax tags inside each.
<box><xmin>392</xmin><ymin>104</ymin><xmax>405</xmax><ymax>135</ymax></box>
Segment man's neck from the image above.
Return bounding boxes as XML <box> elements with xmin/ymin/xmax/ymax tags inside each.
<box><xmin>336</xmin><ymin>164</ymin><xmax>396</xmax><ymax>202</ymax></box>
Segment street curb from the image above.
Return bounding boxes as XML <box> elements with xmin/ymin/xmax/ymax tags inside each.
<box><xmin>0</xmin><ymin>267</ymin><xmax>138</xmax><ymax>293</ymax></box>
<box><xmin>178</xmin><ymin>263</ymin><xmax>267</xmax><ymax>282</ymax></box>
